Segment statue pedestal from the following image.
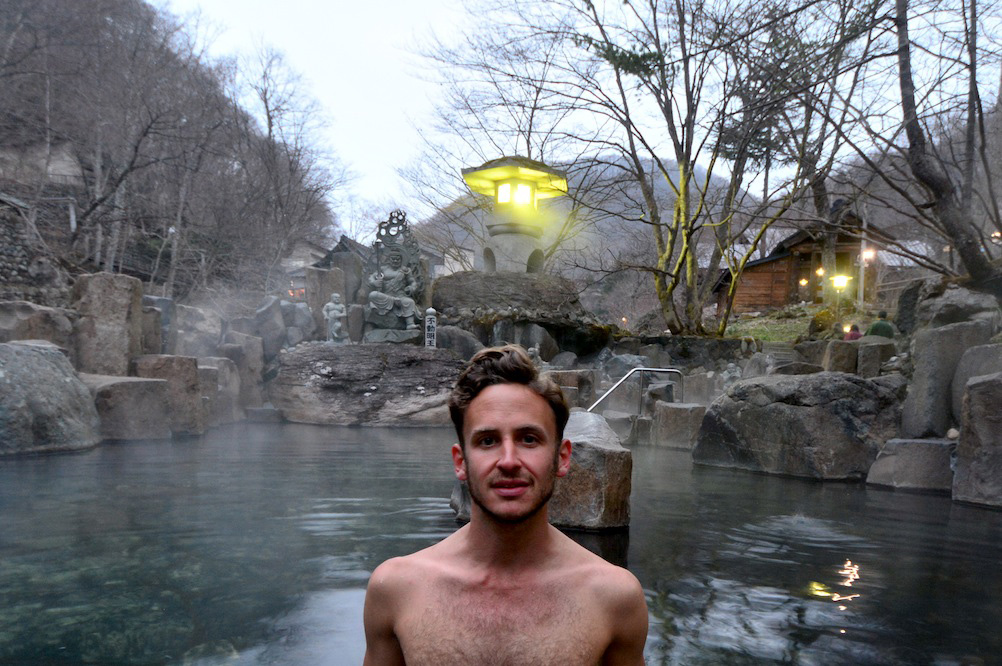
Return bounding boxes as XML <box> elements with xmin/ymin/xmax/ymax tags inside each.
<box><xmin>363</xmin><ymin>329</ymin><xmax>422</xmax><ymax>345</ymax></box>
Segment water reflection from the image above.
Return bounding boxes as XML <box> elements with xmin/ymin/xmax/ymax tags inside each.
<box><xmin>1</xmin><ymin>424</ymin><xmax>1001</xmax><ymax>664</ymax></box>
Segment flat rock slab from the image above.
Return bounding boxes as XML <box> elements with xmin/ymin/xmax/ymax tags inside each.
<box><xmin>451</xmin><ymin>411</ymin><xmax>632</xmax><ymax>530</ymax></box>
<box><xmin>693</xmin><ymin>372</ymin><xmax>905</xmax><ymax>480</ymax></box>
<box><xmin>0</xmin><ymin>342</ymin><xmax>99</xmax><ymax>455</ymax></box>
<box><xmin>269</xmin><ymin>343</ymin><xmax>465</xmax><ymax>425</ymax></box>
<box><xmin>79</xmin><ymin>374</ymin><xmax>171</xmax><ymax>440</ymax></box>
<box><xmin>866</xmin><ymin>438</ymin><xmax>954</xmax><ymax>493</ymax></box>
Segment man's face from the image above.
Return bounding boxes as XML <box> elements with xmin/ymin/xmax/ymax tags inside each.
<box><xmin>451</xmin><ymin>383</ymin><xmax>571</xmax><ymax>525</ymax></box>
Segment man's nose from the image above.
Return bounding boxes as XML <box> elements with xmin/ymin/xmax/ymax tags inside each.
<box><xmin>496</xmin><ymin>439</ymin><xmax>521</xmax><ymax>471</ymax></box>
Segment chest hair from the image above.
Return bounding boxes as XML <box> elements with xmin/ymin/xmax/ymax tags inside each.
<box><xmin>400</xmin><ymin>580</ymin><xmax>602</xmax><ymax>666</ymax></box>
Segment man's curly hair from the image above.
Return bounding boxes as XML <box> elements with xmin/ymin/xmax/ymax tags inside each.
<box><xmin>448</xmin><ymin>345</ymin><xmax>569</xmax><ymax>447</ymax></box>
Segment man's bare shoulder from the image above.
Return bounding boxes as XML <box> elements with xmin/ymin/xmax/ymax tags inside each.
<box><xmin>368</xmin><ymin>529</ymin><xmax>466</xmax><ymax>591</ymax></box>
<box><xmin>549</xmin><ymin>529</ymin><xmax>648</xmax><ymax>663</ymax></box>
<box><xmin>554</xmin><ymin>529</ymin><xmax>645</xmax><ymax>598</ymax></box>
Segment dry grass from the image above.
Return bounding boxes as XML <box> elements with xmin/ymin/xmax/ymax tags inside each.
<box><xmin>724</xmin><ymin>303</ymin><xmax>874</xmax><ymax>342</ymax></box>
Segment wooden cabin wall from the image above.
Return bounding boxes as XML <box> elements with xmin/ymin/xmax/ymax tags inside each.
<box><xmin>720</xmin><ymin>258</ymin><xmax>794</xmax><ymax>313</ymax></box>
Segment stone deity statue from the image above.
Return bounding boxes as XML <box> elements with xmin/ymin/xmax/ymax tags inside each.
<box><xmin>322</xmin><ymin>292</ymin><xmax>348</xmax><ymax>343</ymax></box>
<box><xmin>367</xmin><ymin>249</ymin><xmax>419</xmax><ymax>330</ymax></box>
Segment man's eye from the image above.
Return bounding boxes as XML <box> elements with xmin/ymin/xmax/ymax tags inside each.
<box><xmin>522</xmin><ymin>434</ymin><xmax>539</xmax><ymax>445</ymax></box>
<box><xmin>477</xmin><ymin>437</ymin><xmax>496</xmax><ymax>447</ymax></box>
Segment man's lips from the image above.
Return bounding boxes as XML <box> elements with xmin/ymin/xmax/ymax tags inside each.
<box><xmin>491</xmin><ymin>479</ymin><xmax>530</xmax><ymax>497</ymax></box>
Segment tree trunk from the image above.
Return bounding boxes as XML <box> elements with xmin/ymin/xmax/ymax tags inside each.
<box><xmin>896</xmin><ymin>0</ymin><xmax>1002</xmax><ymax>300</ymax></box>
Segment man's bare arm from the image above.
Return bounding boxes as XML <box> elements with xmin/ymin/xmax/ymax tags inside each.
<box><xmin>362</xmin><ymin>560</ymin><xmax>406</xmax><ymax>666</ymax></box>
<box><xmin>601</xmin><ymin>569</ymin><xmax>649</xmax><ymax>666</ymax></box>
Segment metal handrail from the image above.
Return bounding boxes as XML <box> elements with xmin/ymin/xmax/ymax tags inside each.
<box><xmin>587</xmin><ymin>367</ymin><xmax>684</xmax><ymax>414</ymax></box>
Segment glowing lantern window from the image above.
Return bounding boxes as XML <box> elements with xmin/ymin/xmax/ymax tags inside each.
<box><xmin>514</xmin><ymin>183</ymin><xmax>532</xmax><ymax>206</ymax></box>
<box><xmin>497</xmin><ymin>183</ymin><xmax>511</xmax><ymax>204</ymax></box>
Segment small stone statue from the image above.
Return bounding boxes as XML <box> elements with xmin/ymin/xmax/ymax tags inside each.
<box><xmin>367</xmin><ymin>248</ymin><xmax>419</xmax><ymax>330</ymax></box>
<box><xmin>322</xmin><ymin>293</ymin><xmax>348</xmax><ymax>343</ymax></box>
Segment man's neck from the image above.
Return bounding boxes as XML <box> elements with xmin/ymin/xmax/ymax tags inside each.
<box><xmin>463</xmin><ymin>506</ymin><xmax>557</xmax><ymax>571</ymax></box>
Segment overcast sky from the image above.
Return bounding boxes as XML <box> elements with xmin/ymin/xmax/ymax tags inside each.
<box><xmin>158</xmin><ymin>0</ymin><xmax>470</xmax><ymax>217</ymax></box>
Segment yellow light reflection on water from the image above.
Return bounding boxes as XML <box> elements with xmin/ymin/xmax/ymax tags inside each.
<box><xmin>807</xmin><ymin>559</ymin><xmax>863</xmax><ymax>612</ymax></box>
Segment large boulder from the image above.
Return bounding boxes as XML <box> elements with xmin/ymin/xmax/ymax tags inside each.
<box><xmin>0</xmin><ymin>342</ymin><xmax>100</xmax><ymax>455</ymax></box>
<box><xmin>268</xmin><ymin>343</ymin><xmax>465</xmax><ymax>425</ymax></box>
<box><xmin>432</xmin><ymin>271</ymin><xmax>610</xmax><ymax>356</ymax></box>
<box><xmin>130</xmin><ymin>354</ymin><xmax>206</xmax><ymax>436</ymax></box>
<box><xmin>141</xmin><ymin>295</ymin><xmax>174</xmax><ymax>353</ymax></box>
<box><xmin>822</xmin><ymin>340</ymin><xmax>857</xmax><ymax>373</ymax></box>
<box><xmin>952</xmin><ymin>372</ymin><xmax>1002</xmax><ymax>507</ymax></box>
<box><xmin>254</xmin><ymin>296</ymin><xmax>287</xmax><ymax>361</ymax></box>
<box><xmin>517</xmin><ymin>323</ymin><xmax>559</xmax><ymax>361</ymax></box>
<box><xmin>951</xmin><ymin>344</ymin><xmax>1002</xmax><ymax>425</ymax></box>
<box><xmin>866</xmin><ymin>438</ymin><xmax>954</xmax><ymax>493</ymax></box>
<box><xmin>71</xmin><ymin>272</ymin><xmax>143</xmax><ymax>375</ymax></box>
<box><xmin>651</xmin><ymin>401</ymin><xmax>706</xmax><ymax>450</ymax></box>
<box><xmin>901</xmin><ymin>320</ymin><xmax>994</xmax><ymax>438</ymax></box>
<box><xmin>605</xmin><ymin>353</ymin><xmax>651</xmax><ymax>380</ymax></box>
<box><xmin>450</xmin><ymin>411</ymin><xmax>632</xmax><ymax>530</ymax></box>
<box><xmin>199</xmin><ymin>357</ymin><xmax>243</xmax><ymax>425</ymax></box>
<box><xmin>915</xmin><ymin>282</ymin><xmax>1001</xmax><ymax>330</ymax></box>
<box><xmin>78</xmin><ymin>373</ymin><xmax>171</xmax><ymax>440</ymax></box>
<box><xmin>856</xmin><ymin>338</ymin><xmax>895</xmax><ymax>379</ymax></box>
<box><xmin>692</xmin><ymin>372</ymin><xmax>905</xmax><ymax>480</ymax></box>
<box><xmin>220</xmin><ymin>330</ymin><xmax>264</xmax><ymax>409</ymax></box>
<box><xmin>793</xmin><ymin>340</ymin><xmax>828</xmax><ymax>367</ymax></box>
<box><xmin>291</xmin><ymin>302</ymin><xmax>316</xmax><ymax>339</ymax></box>
<box><xmin>772</xmin><ymin>362</ymin><xmax>824</xmax><ymax>375</ymax></box>
<box><xmin>0</xmin><ymin>300</ymin><xmax>76</xmax><ymax>361</ymax></box>
<box><xmin>173</xmin><ymin>304</ymin><xmax>223</xmax><ymax>358</ymax></box>
<box><xmin>436</xmin><ymin>325</ymin><xmax>484</xmax><ymax>360</ymax></box>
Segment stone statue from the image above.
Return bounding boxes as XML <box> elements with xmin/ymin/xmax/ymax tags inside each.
<box><xmin>363</xmin><ymin>210</ymin><xmax>427</xmax><ymax>343</ymax></box>
<box><xmin>367</xmin><ymin>249</ymin><xmax>418</xmax><ymax>330</ymax></box>
<box><xmin>322</xmin><ymin>293</ymin><xmax>348</xmax><ymax>343</ymax></box>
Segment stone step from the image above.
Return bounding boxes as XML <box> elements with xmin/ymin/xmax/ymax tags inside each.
<box><xmin>761</xmin><ymin>341</ymin><xmax>797</xmax><ymax>364</ymax></box>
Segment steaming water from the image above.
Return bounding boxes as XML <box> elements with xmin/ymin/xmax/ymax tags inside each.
<box><xmin>1</xmin><ymin>423</ymin><xmax>1000</xmax><ymax>665</ymax></box>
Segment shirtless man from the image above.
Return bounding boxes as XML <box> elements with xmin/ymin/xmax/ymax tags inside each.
<box><xmin>363</xmin><ymin>345</ymin><xmax>649</xmax><ymax>665</ymax></box>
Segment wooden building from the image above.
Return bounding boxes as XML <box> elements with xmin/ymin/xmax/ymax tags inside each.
<box><xmin>714</xmin><ymin>211</ymin><xmax>881</xmax><ymax>313</ymax></box>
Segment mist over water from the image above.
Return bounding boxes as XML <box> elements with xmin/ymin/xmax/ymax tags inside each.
<box><xmin>1</xmin><ymin>424</ymin><xmax>1000</xmax><ymax>664</ymax></box>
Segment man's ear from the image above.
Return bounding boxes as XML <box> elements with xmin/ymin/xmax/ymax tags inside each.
<box><xmin>451</xmin><ymin>442</ymin><xmax>467</xmax><ymax>481</ymax></box>
<box><xmin>556</xmin><ymin>438</ymin><xmax>572</xmax><ymax>477</ymax></box>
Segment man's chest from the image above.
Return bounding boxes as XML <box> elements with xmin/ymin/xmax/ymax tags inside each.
<box><xmin>396</xmin><ymin>584</ymin><xmax>607</xmax><ymax>665</ymax></box>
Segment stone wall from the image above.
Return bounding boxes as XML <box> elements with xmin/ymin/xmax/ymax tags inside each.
<box><xmin>0</xmin><ymin>206</ymin><xmax>70</xmax><ymax>307</ymax></box>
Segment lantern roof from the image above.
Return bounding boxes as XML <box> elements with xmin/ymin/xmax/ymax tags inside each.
<box><xmin>461</xmin><ymin>156</ymin><xmax>568</xmax><ymax>200</ymax></box>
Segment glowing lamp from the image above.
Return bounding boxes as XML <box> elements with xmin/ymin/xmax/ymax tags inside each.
<box><xmin>816</xmin><ymin>267</ymin><xmax>825</xmax><ymax>277</ymax></box>
<box><xmin>831</xmin><ymin>275</ymin><xmax>851</xmax><ymax>291</ymax></box>
<box><xmin>843</xmin><ymin>324</ymin><xmax>851</xmax><ymax>333</ymax></box>
<box><xmin>462</xmin><ymin>156</ymin><xmax>567</xmax><ymax>211</ymax></box>
<box><xmin>799</xmin><ymin>278</ymin><xmax>809</xmax><ymax>287</ymax></box>
<box><xmin>861</xmin><ymin>248</ymin><xmax>876</xmax><ymax>261</ymax></box>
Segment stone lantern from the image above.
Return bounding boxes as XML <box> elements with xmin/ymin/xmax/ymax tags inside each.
<box><xmin>461</xmin><ymin>156</ymin><xmax>567</xmax><ymax>273</ymax></box>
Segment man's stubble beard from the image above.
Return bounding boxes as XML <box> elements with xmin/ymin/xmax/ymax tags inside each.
<box><xmin>465</xmin><ymin>450</ymin><xmax>560</xmax><ymax>526</ymax></box>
